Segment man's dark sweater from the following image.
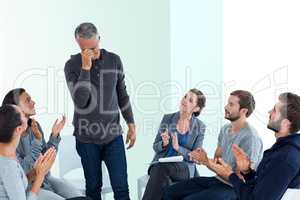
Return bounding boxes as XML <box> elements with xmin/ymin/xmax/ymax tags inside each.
<box><xmin>229</xmin><ymin>133</ymin><xmax>300</xmax><ymax>200</ymax></box>
<box><xmin>64</xmin><ymin>49</ymin><xmax>134</xmax><ymax>144</ymax></box>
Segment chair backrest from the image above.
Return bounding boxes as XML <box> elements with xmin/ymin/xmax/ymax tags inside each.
<box><xmin>281</xmin><ymin>189</ymin><xmax>300</xmax><ymax>200</ymax></box>
<box><xmin>58</xmin><ymin>135</ymin><xmax>82</xmax><ymax>178</ymax></box>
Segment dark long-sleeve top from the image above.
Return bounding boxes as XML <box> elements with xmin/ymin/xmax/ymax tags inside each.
<box><xmin>64</xmin><ymin>49</ymin><xmax>134</xmax><ymax>144</ymax></box>
<box><xmin>229</xmin><ymin>133</ymin><xmax>300</xmax><ymax>200</ymax></box>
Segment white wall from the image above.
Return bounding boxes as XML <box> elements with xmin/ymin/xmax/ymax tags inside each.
<box><xmin>170</xmin><ymin>0</ymin><xmax>223</xmax><ymax>176</ymax></box>
<box><xmin>224</xmin><ymin>0</ymin><xmax>300</xmax><ymax>149</ymax></box>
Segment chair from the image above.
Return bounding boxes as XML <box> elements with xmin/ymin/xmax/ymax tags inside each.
<box><xmin>137</xmin><ymin>175</ymin><xmax>149</xmax><ymax>200</ymax></box>
<box><xmin>58</xmin><ymin>135</ymin><xmax>113</xmax><ymax>199</ymax></box>
<box><xmin>281</xmin><ymin>189</ymin><xmax>300</xmax><ymax>200</ymax></box>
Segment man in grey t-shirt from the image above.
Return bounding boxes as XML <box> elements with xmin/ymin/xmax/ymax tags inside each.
<box><xmin>163</xmin><ymin>90</ymin><xmax>263</xmax><ymax>200</ymax></box>
<box><xmin>218</xmin><ymin>122</ymin><xmax>262</xmax><ymax>173</ymax></box>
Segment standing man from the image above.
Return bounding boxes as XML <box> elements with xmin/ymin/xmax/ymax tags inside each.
<box><xmin>64</xmin><ymin>22</ymin><xmax>136</xmax><ymax>200</ymax></box>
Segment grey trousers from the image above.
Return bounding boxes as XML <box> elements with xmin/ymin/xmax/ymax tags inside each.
<box><xmin>37</xmin><ymin>176</ymin><xmax>83</xmax><ymax>200</ymax></box>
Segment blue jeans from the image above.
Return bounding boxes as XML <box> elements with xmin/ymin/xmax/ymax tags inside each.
<box><xmin>76</xmin><ymin>135</ymin><xmax>130</xmax><ymax>200</ymax></box>
<box><xmin>163</xmin><ymin>177</ymin><xmax>236</xmax><ymax>200</ymax></box>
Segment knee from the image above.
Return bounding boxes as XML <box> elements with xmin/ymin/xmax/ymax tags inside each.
<box><xmin>162</xmin><ymin>185</ymin><xmax>175</xmax><ymax>200</ymax></box>
<box><xmin>37</xmin><ymin>189</ymin><xmax>65</xmax><ymax>200</ymax></box>
<box><xmin>150</xmin><ymin>164</ymin><xmax>168</xmax><ymax>176</ymax></box>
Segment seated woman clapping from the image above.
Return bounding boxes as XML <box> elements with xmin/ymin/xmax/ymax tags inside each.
<box><xmin>2</xmin><ymin>88</ymin><xmax>84</xmax><ymax>199</ymax></box>
<box><xmin>142</xmin><ymin>89</ymin><xmax>206</xmax><ymax>200</ymax></box>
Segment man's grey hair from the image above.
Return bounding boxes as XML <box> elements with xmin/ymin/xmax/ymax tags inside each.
<box><xmin>75</xmin><ymin>22</ymin><xmax>99</xmax><ymax>39</ymax></box>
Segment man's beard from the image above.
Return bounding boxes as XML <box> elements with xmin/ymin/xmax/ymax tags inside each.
<box><xmin>225</xmin><ymin>111</ymin><xmax>241</xmax><ymax>122</ymax></box>
<box><xmin>267</xmin><ymin>118</ymin><xmax>282</xmax><ymax>133</ymax></box>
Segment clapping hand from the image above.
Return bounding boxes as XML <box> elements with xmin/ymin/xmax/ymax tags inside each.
<box><xmin>232</xmin><ymin>144</ymin><xmax>251</xmax><ymax>174</ymax></box>
<box><xmin>51</xmin><ymin>115</ymin><xmax>66</xmax><ymax>137</ymax></box>
<box><xmin>189</xmin><ymin>148</ymin><xmax>209</xmax><ymax>166</ymax></box>
<box><xmin>161</xmin><ymin>130</ymin><xmax>170</xmax><ymax>147</ymax></box>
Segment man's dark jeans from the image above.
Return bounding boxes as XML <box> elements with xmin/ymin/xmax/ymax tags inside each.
<box><xmin>163</xmin><ymin>176</ymin><xmax>236</xmax><ymax>200</ymax></box>
<box><xmin>76</xmin><ymin>135</ymin><xmax>130</xmax><ymax>200</ymax></box>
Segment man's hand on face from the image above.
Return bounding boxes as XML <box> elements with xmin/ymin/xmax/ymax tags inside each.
<box><xmin>81</xmin><ymin>49</ymin><xmax>94</xmax><ymax>70</ymax></box>
<box><xmin>92</xmin><ymin>48</ymin><xmax>100</xmax><ymax>60</ymax></box>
